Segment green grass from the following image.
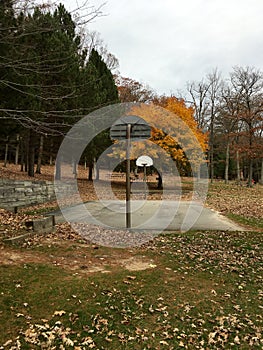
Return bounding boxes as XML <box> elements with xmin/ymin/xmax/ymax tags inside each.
<box><xmin>227</xmin><ymin>213</ymin><xmax>263</xmax><ymax>230</ymax></box>
<box><xmin>0</xmin><ymin>230</ymin><xmax>262</xmax><ymax>349</ymax></box>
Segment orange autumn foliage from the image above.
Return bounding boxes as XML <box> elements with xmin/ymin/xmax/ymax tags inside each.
<box><xmin>129</xmin><ymin>97</ymin><xmax>208</xmax><ymax>172</ymax></box>
<box><xmin>153</xmin><ymin>95</ymin><xmax>208</xmax><ymax>153</ymax></box>
<box><xmin>108</xmin><ymin>97</ymin><xmax>208</xmax><ymax>175</ymax></box>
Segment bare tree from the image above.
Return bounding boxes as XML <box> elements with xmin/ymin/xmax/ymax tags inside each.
<box><xmin>187</xmin><ymin>80</ymin><xmax>210</xmax><ymax>130</ymax></box>
<box><xmin>80</xmin><ymin>30</ymin><xmax>119</xmax><ymax>71</ymax></box>
<box><xmin>206</xmin><ymin>69</ymin><xmax>223</xmax><ymax>182</ymax></box>
<box><xmin>218</xmin><ymin>86</ymin><xmax>240</xmax><ymax>183</ymax></box>
<box><xmin>187</xmin><ymin>69</ymin><xmax>222</xmax><ymax>182</ymax></box>
<box><xmin>259</xmin><ymin>126</ymin><xmax>263</xmax><ymax>184</ymax></box>
<box><xmin>230</xmin><ymin>66</ymin><xmax>263</xmax><ymax>187</ymax></box>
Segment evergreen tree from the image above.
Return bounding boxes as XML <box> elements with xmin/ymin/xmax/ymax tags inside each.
<box><xmin>0</xmin><ymin>2</ymin><xmax>119</xmax><ymax>177</ymax></box>
<box><xmin>0</xmin><ymin>0</ymin><xmax>22</xmax><ymax>159</ymax></box>
<box><xmin>80</xmin><ymin>49</ymin><xmax>119</xmax><ymax>179</ymax></box>
<box><xmin>9</xmin><ymin>4</ymin><xmax>83</xmax><ymax>175</ymax></box>
<box><xmin>84</xmin><ymin>49</ymin><xmax>118</xmax><ymax>108</ymax></box>
<box><xmin>0</xmin><ymin>0</ymin><xmax>16</xmax><ymax>112</ymax></box>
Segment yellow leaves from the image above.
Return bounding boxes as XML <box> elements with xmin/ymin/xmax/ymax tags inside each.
<box><xmin>129</xmin><ymin>97</ymin><xmax>208</xmax><ymax>170</ymax></box>
<box><xmin>107</xmin><ymin>97</ymin><xmax>207</xmax><ymax>172</ymax></box>
<box><xmin>153</xmin><ymin>96</ymin><xmax>208</xmax><ymax>153</ymax></box>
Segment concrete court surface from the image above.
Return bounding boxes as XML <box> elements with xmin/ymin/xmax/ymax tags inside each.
<box><xmin>52</xmin><ymin>200</ymin><xmax>244</xmax><ymax>232</ymax></box>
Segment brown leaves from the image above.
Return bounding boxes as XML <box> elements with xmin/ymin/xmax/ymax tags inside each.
<box><xmin>207</xmin><ymin>182</ymin><xmax>263</xmax><ymax>221</ymax></box>
<box><xmin>4</xmin><ymin>312</ymin><xmax>98</xmax><ymax>349</ymax></box>
<box><xmin>0</xmin><ymin>209</ymin><xmax>41</xmax><ymax>238</ymax></box>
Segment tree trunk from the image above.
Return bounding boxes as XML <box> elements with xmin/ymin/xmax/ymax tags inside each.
<box><xmin>247</xmin><ymin>123</ymin><xmax>253</xmax><ymax>187</ymax></box>
<box><xmin>4</xmin><ymin>139</ymin><xmax>9</xmax><ymax>167</ymax></box>
<box><xmin>20</xmin><ymin>152</ymin><xmax>24</xmax><ymax>172</ymax></box>
<box><xmin>224</xmin><ymin>141</ymin><xmax>230</xmax><ymax>184</ymax></box>
<box><xmin>25</xmin><ymin>132</ymin><xmax>29</xmax><ymax>173</ymax></box>
<box><xmin>36</xmin><ymin>135</ymin><xmax>44</xmax><ymax>174</ymax></box>
<box><xmin>55</xmin><ymin>155</ymin><xmax>61</xmax><ymax>180</ymax></box>
<box><xmin>260</xmin><ymin>158</ymin><xmax>263</xmax><ymax>185</ymax></box>
<box><xmin>88</xmin><ymin>163</ymin><xmax>93</xmax><ymax>181</ymax></box>
<box><xmin>49</xmin><ymin>138</ymin><xmax>54</xmax><ymax>165</ymax></box>
<box><xmin>95</xmin><ymin>158</ymin><xmax>100</xmax><ymax>180</ymax></box>
<box><xmin>247</xmin><ymin>159</ymin><xmax>253</xmax><ymax>187</ymax></box>
<box><xmin>15</xmin><ymin>134</ymin><xmax>20</xmax><ymax>165</ymax></box>
<box><xmin>157</xmin><ymin>171</ymin><xmax>163</xmax><ymax>189</ymax></box>
<box><xmin>236</xmin><ymin>149</ymin><xmax>240</xmax><ymax>185</ymax></box>
<box><xmin>28</xmin><ymin>130</ymin><xmax>35</xmax><ymax>177</ymax></box>
<box><xmin>28</xmin><ymin>151</ymin><xmax>35</xmax><ymax>177</ymax></box>
<box><xmin>210</xmin><ymin>146</ymin><xmax>214</xmax><ymax>182</ymax></box>
<box><xmin>72</xmin><ymin>159</ymin><xmax>77</xmax><ymax>179</ymax></box>
<box><xmin>20</xmin><ymin>136</ymin><xmax>25</xmax><ymax>172</ymax></box>
<box><xmin>95</xmin><ymin>165</ymin><xmax>100</xmax><ymax>181</ymax></box>
<box><xmin>209</xmin><ymin>117</ymin><xmax>215</xmax><ymax>183</ymax></box>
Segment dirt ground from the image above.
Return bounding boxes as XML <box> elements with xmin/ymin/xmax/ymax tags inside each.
<box><xmin>0</xmin><ymin>226</ymin><xmax>158</xmax><ymax>275</ymax></box>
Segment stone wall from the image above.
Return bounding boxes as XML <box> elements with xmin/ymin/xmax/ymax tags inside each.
<box><xmin>0</xmin><ymin>179</ymin><xmax>56</xmax><ymax>211</ymax></box>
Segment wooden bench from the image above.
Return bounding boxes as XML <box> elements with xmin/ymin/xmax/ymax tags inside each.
<box><xmin>105</xmin><ymin>173</ymin><xmax>125</xmax><ymax>179</ymax></box>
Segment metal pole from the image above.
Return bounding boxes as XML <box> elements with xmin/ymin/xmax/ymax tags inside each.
<box><xmin>143</xmin><ymin>164</ymin><xmax>147</xmax><ymax>199</ymax></box>
<box><xmin>126</xmin><ymin>124</ymin><xmax>131</xmax><ymax>228</ymax></box>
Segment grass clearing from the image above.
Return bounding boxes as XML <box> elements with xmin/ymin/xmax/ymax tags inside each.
<box><xmin>0</xmin><ymin>230</ymin><xmax>262</xmax><ymax>349</ymax></box>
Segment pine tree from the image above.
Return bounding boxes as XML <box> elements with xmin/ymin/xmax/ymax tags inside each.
<box><xmin>86</xmin><ymin>49</ymin><xmax>118</xmax><ymax>107</ymax></box>
<box><xmin>80</xmin><ymin>49</ymin><xmax>119</xmax><ymax>180</ymax></box>
<box><xmin>12</xmin><ymin>4</ymin><xmax>83</xmax><ymax>175</ymax></box>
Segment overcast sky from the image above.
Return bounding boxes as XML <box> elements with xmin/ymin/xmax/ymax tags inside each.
<box><xmin>62</xmin><ymin>0</ymin><xmax>263</xmax><ymax>95</ymax></box>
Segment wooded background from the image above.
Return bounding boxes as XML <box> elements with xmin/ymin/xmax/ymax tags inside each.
<box><xmin>1</xmin><ymin>1</ymin><xmax>262</xmax><ymax>186</ymax></box>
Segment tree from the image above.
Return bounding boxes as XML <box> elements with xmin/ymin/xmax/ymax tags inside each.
<box><xmin>14</xmin><ymin>4</ymin><xmax>83</xmax><ymax>176</ymax></box>
<box><xmin>205</xmin><ymin>69</ymin><xmax>222</xmax><ymax>182</ymax></box>
<box><xmin>81</xmin><ymin>49</ymin><xmax>119</xmax><ymax>180</ymax></box>
<box><xmin>187</xmin><ymin>69</ymin><xmax>222</xmax><ymax>182</ymax></box>
<box><xmin>0</xmin><ymin>0</ymin><xmax>19</xmax><ymax>145</ymax></box>
<box><xmin>81</xmin><ymin>30</ymin><xmax>119</xmax><ymax>71</ymax></box>
<box><xmin>259</xmin><ymin>126</ymin><xmax>263</xmax><ymax>184</ymax></box>
<box><xmin>0</xmin><ymin>0</ymin><xmax>106</xmax><ymax>132</ymax></box>
<box><xmin>187</xmin><ymin>80</ymin><xmax>210</xmax><ymax>130</ymax></box>
<box><xmin>153</xmin><ymin>96</ymin><xmax>208</xmax><ymax>174</ymax></box>
<box><xmin>88</xmin><ymin>49</ymin><xmax>119</xmax><ymax>103</ymax></box>
<box><xmin>230</xmin><ymin>66</ymin><xmax>263</xmax><ymax>186</ymax></box>
<box><xmin>0</xmin><ymin>0</ymin><xmax>124</xmax><ymax>181</ymax></box>
<box><xmin>217</xmin><ymin>86</ymin><xmax>240</xmax><ymax>183</ymax></box>
<box><xmin>128</xmin><ymin>96</ymin><xmax>208</xmax><ymax>177</ymax></box>
<box><xmin>115</xmin><ymin>76</ymin><xmax>156</xmax><ymax>103</ymax></box>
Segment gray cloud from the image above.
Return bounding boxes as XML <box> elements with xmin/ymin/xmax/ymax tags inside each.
<box><xmin>64</xmin><ymin>0</ymin><xmax>263</xmax><ymax>94</ymax></box>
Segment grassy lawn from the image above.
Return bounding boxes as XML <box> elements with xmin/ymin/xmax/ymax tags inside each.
<box><xmin>0</xmin><ymin>230</ymin><xmax>262</xmax><ymax>349</ymax></box>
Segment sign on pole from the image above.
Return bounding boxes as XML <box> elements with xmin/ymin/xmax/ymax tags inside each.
<box><xmin>110</xmin><ymin>115</ymin><xmax>151</xmax><ymax>140</ymax></box>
